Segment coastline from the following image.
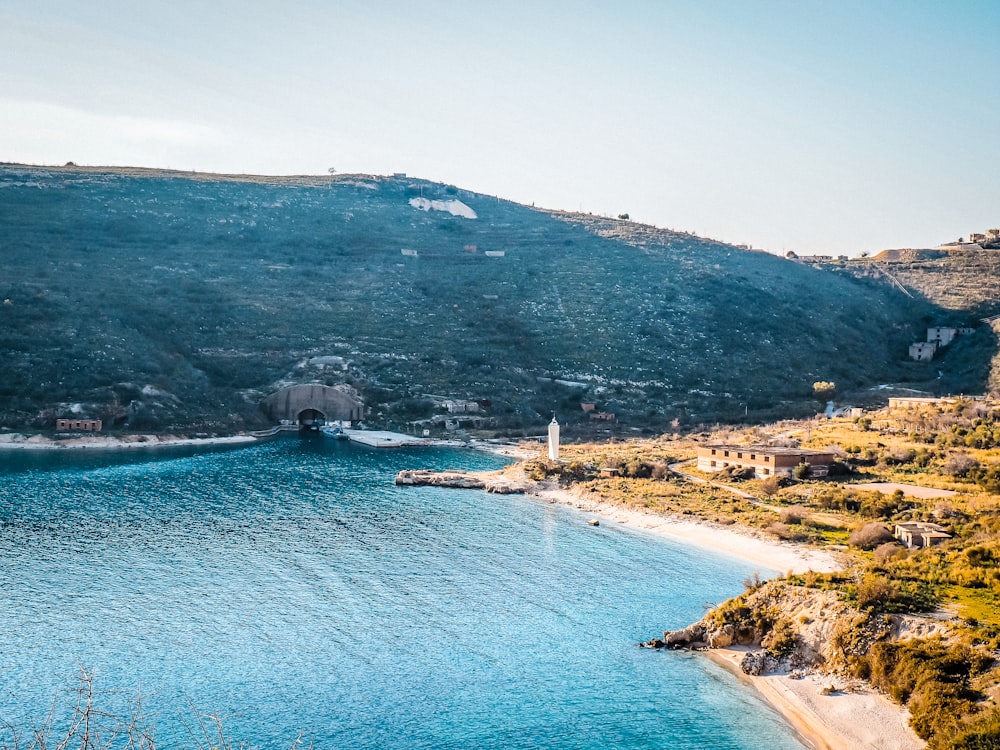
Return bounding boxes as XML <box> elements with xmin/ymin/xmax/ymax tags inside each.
<box><xmin>0</xmin><ymin>431</ymin><xmax>530</xmax><ymax>454</ymax></box>
<box><xmin>529</xmin><ymin>486</ymin><xmax>844</xmax><ymax>575</ymax></box>
<box><xmin>0</xmin><ymin>432</ymin><xmax>259</xmax><ymax>450</ymax></box>
<box><xmin>2</xmin><ymin>434</ymin><xmax>924</xmax><ymax>748</ymax></box>
<box><xmin>703</xmin><ymin>648</ymin><xmax>923</xmax><ymax>750</ymax></box>
<box><xmin>525</xmin><ymin>486</ymin><xmax>925</xmax><ymax>750</ymax></box>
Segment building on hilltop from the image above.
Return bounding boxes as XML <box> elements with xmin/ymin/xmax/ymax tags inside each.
<box><xmin>695</xmin><ymin>445</ymin><xmax>835</xmax><ymax>478</ymax></box>
<box><xmin>894</xmin><ymin>521</ymin><xmax>951</xmax><ymax>549</ymax></box>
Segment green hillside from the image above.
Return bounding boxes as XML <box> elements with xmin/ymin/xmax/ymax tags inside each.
<box><xmin>0</xmin><ymin>164</ymin><xmax>984</xmax><ymax>435</ymax></box>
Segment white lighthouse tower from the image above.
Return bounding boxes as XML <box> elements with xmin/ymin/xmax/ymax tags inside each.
<box><xmin>547</xmin><ymin>415</ymin><xmax>560</xmax><ymax>461</ymax></box>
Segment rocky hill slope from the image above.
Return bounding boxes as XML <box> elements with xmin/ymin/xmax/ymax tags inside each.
<box><xmin>855</xmin><ymin>249</ymin><xmax>1000</xmax><ymax>318</ymax></box>
<box><xmin>0</xmin><ymin>164</ymin><xmax>983</xmax><ymax>433</ymax></box>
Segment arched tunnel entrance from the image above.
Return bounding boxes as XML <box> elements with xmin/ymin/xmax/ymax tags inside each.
<box><xmin>297</xmin><ymin>408</ymin><xmax>326</xmax><ymax>430</ymax></box>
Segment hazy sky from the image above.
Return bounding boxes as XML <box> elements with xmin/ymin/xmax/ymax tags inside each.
<box><xmin>3</xmin><ymin>1</ymin><xmax>998</xmax><ymax>255</ymax></box>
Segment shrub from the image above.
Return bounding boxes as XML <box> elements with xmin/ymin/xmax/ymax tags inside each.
<box><xmin>813</xmin><ymin>381</ymin><xmax>836</xmax><ymax>399</ymax></box>
<box><xmin>761</xmin><ymin>617</ymin><xmax>798</xmax><ymax>658</ymax></box>
<box><xmin>779</xmin><ymin>505</ymin><xmax>808</xmax><ymax>525</ymax></box>
<box><xmin>759</xmin><ymin>475</ymin><xmax>781</xmax><ymax>499</ymax></box>
<box><xmin>792</xmin><ymin>462</ymin><xmax>811</xmax><ymax>480</ymax></box>
<box><xmin>766</xmin><ymin>522</ymin><xmax>808</xmax><ymax>542</ymax></box>
<box><xmin>826</xmin><ymin>459</ymin><xmax>852</xmax><ymax>476</ymax></box>
<box><xmin>624</xmin><ymin>459</ymin><xmax>655</xmax><ymax>479</ymax></box>
<box><xmin>723</xmin><ymin>465</ymin><xmax>755</xmax><ymax>481</ymax></box>
<box><xmin>941</xmin><ymin>709</ymin><xmax>1000</xmax><ymax>750</ymax></box>
<box><xmin>649</xmin><ymin>462</ymin><xmax>670</xmax><ymax>480</ymax></box>
<box><xmin>944</xmin><ymin>453</ymin><xmax>981</xmax><ymax>478</ymax></box>
<box><xmin>884</xmin><ymin>448</ymin><xmax>916</xmax><ymax>466</ymax></box>
<box><xmin>873</xmin><ymin>541</ymin><xmax>905</xmax><ymax>564</ymax></box>
<box><xmin>855</xmin><ymin>639</ymin><xmax>992</xmax><ymax>744</ymax></box>
<box><xmin>854</xmin><ymin>572</ymin><xmax>901</xmax><ymax>610</ymax></box>
<box><xmin>858</xmin><ymin>492</ymin><xmax>905</xmax><ymax>519</ymax></box>
<box><xmin>848</xmin><ymin>522</ymin><xmax>894</xmax><ymax>550</ymax></box>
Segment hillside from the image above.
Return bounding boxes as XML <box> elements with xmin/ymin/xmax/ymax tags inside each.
<box><xmin>856</xmin><ymin>249</ymin><xmax>1000</xmax><ymax>318</ymax></box>
<box><xmin>0</xmin><ymin>164</ymin><xmax>986</xmax><ymax>434</ymax></box>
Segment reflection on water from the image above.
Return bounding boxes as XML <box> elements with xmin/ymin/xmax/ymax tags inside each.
<box><xmin>0</xmin><ymin>437</ymin><xmax>804</xmax><ymax>749</ymax></box>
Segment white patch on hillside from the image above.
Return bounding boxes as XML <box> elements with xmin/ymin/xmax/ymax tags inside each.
<box><xmin>408</xmin><ymin>197</ymin><xmax>477</xmax><ymax>219</ymax></box>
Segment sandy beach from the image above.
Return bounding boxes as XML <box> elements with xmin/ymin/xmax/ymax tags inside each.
<box><xmin>528</xmin><ymin>486</ymin><xmax>924</xmax><ymax>750</ymax></box>
<box><xmin>705</xmin><ymin>648</ymin><xmax>923</xmax><ymax>750</ymax></box>
<box><xmin>530</xmin><ymin>486</ymin><xmax>844</xmax><ymax>575</ymax></box>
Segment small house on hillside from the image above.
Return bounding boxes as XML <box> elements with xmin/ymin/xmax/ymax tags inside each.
<box><xmin>894</xmin><ymin>521</ymin><xmax>951</xmax><ymax>549</ymax></box>
<box><xmin>888</xmin><ymin>396</ymin><xmax>957</xmax><ymax>410</ymax></box>
<box><xmin>927</xmin><ymin>327</ymin><xmax>958</xmax><ymax>346</ymax></box>
<box><xmin>56</xmin><ymin>418</ymin><xmax>102</xmax><ymax>432</ymax></box>
<box><xmin>444</xmin><ymin>400</ymin><xmax>479</xmax><ymax>414</ymax></box>
<box><xmin>695</xmin><ymin>445</ymin><xmax>835</xmax><ymax>478</ymax></box>
<box><xmin>909</xmin><ymin>342</ymin><xmax>938</xmax><ymax>362</ymax></box>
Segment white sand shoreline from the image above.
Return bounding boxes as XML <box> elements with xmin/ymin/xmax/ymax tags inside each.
<box><xmin>526</xmin><ymin>486</ymin><xmax>924</xmax><ymax>750</ymax></box>
<box><xmin>705</xmin><ymin>648</ymin><xmax>923</xmax><ymax>750</ymax></box>
<box><xmin>529</xmin><ymin>486</ymin><xmax>844</xmax><ymax>575</ymax></box>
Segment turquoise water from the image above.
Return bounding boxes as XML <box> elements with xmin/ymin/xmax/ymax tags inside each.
<box><xmin>0</xmin><ymin>438</ymin><xmax>805</xmax><ymax>749</ymax></box>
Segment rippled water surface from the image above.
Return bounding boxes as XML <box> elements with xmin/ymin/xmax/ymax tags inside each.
<box><xmin>0</xmin><ymin>438</ymin><xmax>804</xmax><ymax>748</ymax></box>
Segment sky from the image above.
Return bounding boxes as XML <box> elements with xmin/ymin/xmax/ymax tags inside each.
<box><xmin>2</xmin><ymin>1</ymin><xmax>998</xmax><ymax>256</ymax></box>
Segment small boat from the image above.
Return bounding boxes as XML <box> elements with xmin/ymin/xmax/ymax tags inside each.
<box><xmin>321</xmin><ymin>426</ymin><xmax>350</xmax><ymax>440</ymax></box>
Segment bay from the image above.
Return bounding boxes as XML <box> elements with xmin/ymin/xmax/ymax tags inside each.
<box><xmin>0</xmin><ymin>437</ymin><xmax>805</xmax><ymax>749</ymax></box>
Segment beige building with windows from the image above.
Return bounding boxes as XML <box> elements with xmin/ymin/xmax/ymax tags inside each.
<box><xmin>696</xmin><ymin>445</ymin><xmax>836</xmax><ymax>478</ymax></box>
<box><xmin>56</xmin><ymin>418</ymin><xmax>102</xmax><ymax>432</ymax></box>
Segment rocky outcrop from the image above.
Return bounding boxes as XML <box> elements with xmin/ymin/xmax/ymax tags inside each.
<box><xmin>394</xmin><ymin>469</ymin><xmax>527</xmax><ymax>494</ymax></box>
<box><xmin>646</xmin><ymin>581</ymin><xmax>915</xmax><ymax>677</ymax></box>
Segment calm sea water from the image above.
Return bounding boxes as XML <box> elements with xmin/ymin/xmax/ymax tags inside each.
<box><xmin>0</xmin><ymin>437</ymin><xmax>805</xmax><ymax>749</ymax></box>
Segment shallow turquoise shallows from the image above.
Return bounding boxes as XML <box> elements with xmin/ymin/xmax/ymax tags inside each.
<box><xmin>0</xmin><ymin>438</ymin><xmax>805</xmax><ymax>749</ymax></box>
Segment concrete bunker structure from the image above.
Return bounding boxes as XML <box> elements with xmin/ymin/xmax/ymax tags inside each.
<box><xmin>260</xmin><ymin>384</ymin><xmax>364</xmax><ymax>428</ymax></box>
